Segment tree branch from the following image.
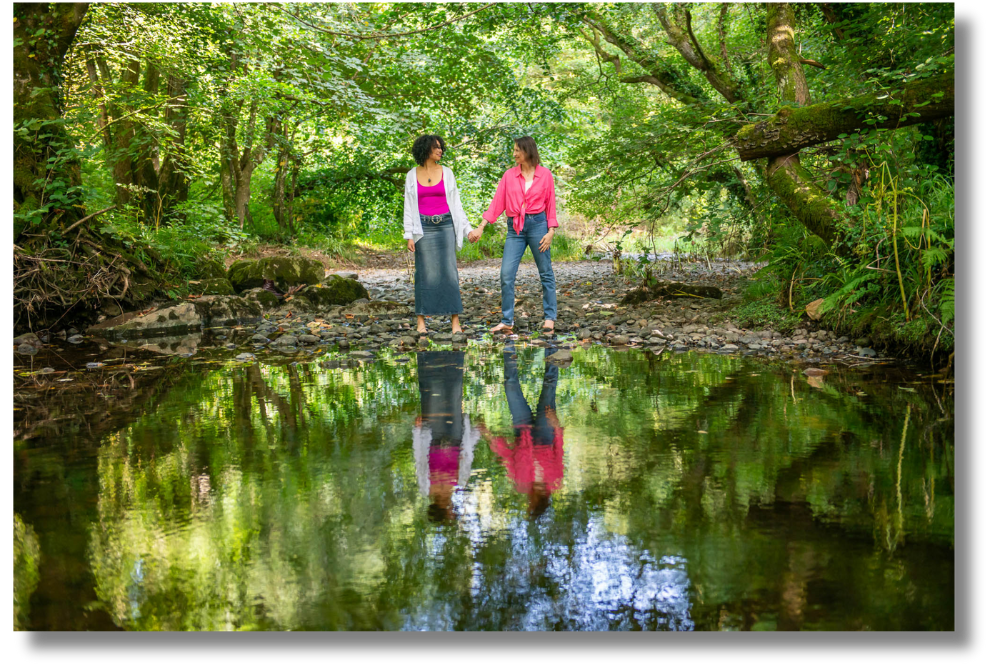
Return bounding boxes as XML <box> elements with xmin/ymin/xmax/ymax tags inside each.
<box><xmin>735</xmin><ymin>73</ymin><xmax>954</xmax><ymax>160</ymax></box>
<box><xmin>278</xmin><ymin>3</ymin><xmax>497</xmax><ymax>41</ymax></box>
<box><xmin>62</xmin><ymin>205</ymin><xmax>117</xmax><ymax>235</ymax></box>
<box><xmin>685</xmin><ymin>9</ymin><xmax>710</xmax><ymax>71</ymax></box>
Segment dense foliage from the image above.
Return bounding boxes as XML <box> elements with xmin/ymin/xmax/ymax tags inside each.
<box><xmin>13</xmin><ymin>2</ymin><xmax>954</xmax><ymax>355</ymax></box>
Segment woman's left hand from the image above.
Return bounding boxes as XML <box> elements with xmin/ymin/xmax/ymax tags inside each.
<box><xmin>539</xmin><ymin>230</ymin><xmax>555</xmax><ymax>252</ymax></box>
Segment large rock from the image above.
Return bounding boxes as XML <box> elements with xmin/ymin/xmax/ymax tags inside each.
<box><xmin>87</xmin><ymin>295</ymin><xmax>263</xmax><ymax>340</ymax></box>
<box><xmin>295</xmin><ymin>277</ymin><xmax>370</xmax><ymax>309</ymax></box>
<box><xmin>244</xmin><ymin>287</ymin><xmax>281</xmax><ymax>309</ymax></box>
<box><xmin>227</xmin><ymin>256</ymin><xmax>325</xmax><ymax>292</ymax></box>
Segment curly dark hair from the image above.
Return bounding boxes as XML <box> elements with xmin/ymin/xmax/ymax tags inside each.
<box><xmin>412</xmin><ymin>134</ymin><xmax>446</xmax><ymax>166</ymax></box>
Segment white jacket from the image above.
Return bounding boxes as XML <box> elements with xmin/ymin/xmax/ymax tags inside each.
<box><xmin>412</xmin><ymin>415</ymin><xmax>481</xmax><ymax>497</ymax></box>
<box><xmin>403</xmin><ymin>165</ymin><xmax>473</xmax><ymax>250</ymax></box>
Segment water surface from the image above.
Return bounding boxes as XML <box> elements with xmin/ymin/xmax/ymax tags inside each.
<box><xmin>14</xmin><ymin>344</ymin><xmax>954</xmax><ymax>630</ymax></box>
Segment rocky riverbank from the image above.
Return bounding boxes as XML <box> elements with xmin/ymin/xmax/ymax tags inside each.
<box><xmin>13</xmin><ymin>258</ymin><xmax>891</xmax><ymax>364</ymax></box>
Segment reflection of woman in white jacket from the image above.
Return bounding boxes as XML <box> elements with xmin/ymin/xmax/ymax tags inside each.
<box><xmin>403</xmin><ymin>134</ymin><xmax>476</xmax><ymax>335</ymax></box>
<box><xmin>412</xmin><ymin>350</ymin><xmax>480</xmax><ymax>522</ymax></box>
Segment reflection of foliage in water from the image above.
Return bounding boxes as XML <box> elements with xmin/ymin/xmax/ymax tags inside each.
<box><xmin>82</xmin><ymin>347</ymin><xmax>951</xmax><ymax>630</ymax></box>
<box><xmin>14</xmin><ymin>513</ymin><xmax>41</xmax><ymax>630</ymax></box>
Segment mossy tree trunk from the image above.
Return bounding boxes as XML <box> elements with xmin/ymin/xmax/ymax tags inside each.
<box><xmin>13</xmin><ymin>2</ymin><xmax>90</xmax><ymax>239</ymax></box>
<box><xmin>762</xmin><ymin>3</ymin><xmax>844</xmax><ymax>245</ymax></box>
<box><xmin>735</xmin><ymin>74</ymin><xmax>955</xmax><ymax>160</ymax></box>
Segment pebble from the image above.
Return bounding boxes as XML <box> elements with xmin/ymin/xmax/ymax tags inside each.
<box><xmin>235</xmin><ymin>353</ymin><xmax>256</xmax><ymax>362</ymax></box>
<box><xmin>17</xmin><ymin>344</ymin><xmax>37</xmax><ymax>355</ymax></box>
<box><xmin>271</xmin><ymin>334</ymin><xmax>299</xmax><ymax>347</ymax></box>
<box><xmin>86</xmin><ymin>362</ymin><xmax>104</xmax><ymax>369</ymax></box>
<box><xmin>14</xmin><ymin>333</ymin><xmax>43</xmax><ymax>348</ymax></box>
<box><xmin>547</xmin><ymin>350</ymin><xmax>573</xmax><ymax>363</ymax></box>
<box><xmin>67</xmin><ymin>335</ymin><xmax>84</xmax><ymax>344</ymax></box>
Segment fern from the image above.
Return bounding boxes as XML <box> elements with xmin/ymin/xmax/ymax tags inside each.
<box><xmin>820</xmin><ymin>271</ymin><xmax>878</xmax><ymax>314</ymax></box>
<box><xmin>920</xmin><ymin>246</ymin><xmax>949</xmax><ymax>271</ymax></box>
<box><xmin>938</xmin><ymin>278</ymin><xmax>954</xmax><ymax>325</ymax></box>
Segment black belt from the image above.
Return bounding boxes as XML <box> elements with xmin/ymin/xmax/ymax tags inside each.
<box><xmin>421</xmin><ymin>214</ymin><xmax>450</xmax><ymax>225</ymax></box>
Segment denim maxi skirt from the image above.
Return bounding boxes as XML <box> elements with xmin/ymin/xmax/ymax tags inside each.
<box><xmin>414</xmin><ymin>213</ymin><xmax>463</xmax><ymax>316</ymax></box>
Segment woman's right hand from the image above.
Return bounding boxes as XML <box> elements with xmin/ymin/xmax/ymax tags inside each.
<box><xmin>407</xmin><ymin>239</ymin><xmax>415</xmax><ymax>252</ymax></box>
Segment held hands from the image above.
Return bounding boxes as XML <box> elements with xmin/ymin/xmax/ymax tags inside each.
<box><xmin>539</xmin><ymin>230</ymin><xmax>555</xmax><ymax>252</ymax></box>
<box><xmin>407</xmin><ymin>239</ymin><xmax>415</xmax><ymax>252</ymax></box>
<box><xmin>468</xmin><ymin>225</ymin><xmax>485</xmax><ymax>243</ymax></box>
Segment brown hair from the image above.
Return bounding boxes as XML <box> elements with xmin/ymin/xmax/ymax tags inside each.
<box><xmin>514</xmin><ymin>136</ymin><xmax>540</xmax><ymax>168</ymax></box>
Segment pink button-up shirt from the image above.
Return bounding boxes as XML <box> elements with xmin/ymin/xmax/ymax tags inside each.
<box><xmin>482</xmin><ymin>165</ymin><xmax>559</xmax><ymax>235</ymax></box>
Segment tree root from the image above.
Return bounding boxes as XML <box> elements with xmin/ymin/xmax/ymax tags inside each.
<box><xmin>14</xmin><ymin>230</ymin><xmax>170</xmax><ymax>334</ymax></box>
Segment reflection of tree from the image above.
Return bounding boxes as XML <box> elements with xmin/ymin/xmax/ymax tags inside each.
<box><xmin>14</xmin><ymin>514</ymin><xmax>41</xmax><ymax>630</ymax></box>
<box><xmin>65</xmin><ymin>348</ymin><xmax>952</xmax><ymax>630</ymax></box>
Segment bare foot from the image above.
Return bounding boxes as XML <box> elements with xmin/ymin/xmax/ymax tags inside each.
<box><xmin>490</xmin><ymin>322</ymin><xmax>513</xmax><ymax>334</ymax></box>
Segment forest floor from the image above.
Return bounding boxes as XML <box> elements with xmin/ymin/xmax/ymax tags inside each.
<box><xmin>14</xmin><ymin>252</ymin><xmax>892</xmax><ymax>367</ymax></box>
<box><xmin>245</xmin><ymin>253</ymin><xmax>885</xmax><ymax>364</ymax></box>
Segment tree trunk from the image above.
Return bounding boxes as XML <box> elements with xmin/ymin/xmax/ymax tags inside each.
<box><xmin>13</xmin><ymin>2</ymin><xmax>90</xmax><ymax>238</ymax></box>
<box><xmin>766</xmin><ymin>3</ymin><xmax>811</xmax><ymax>106</ymax></box>
<box><xmin>735</xmin><ymin>73</ymin><xmax>955</xmax><ymax>160</ymax></box>
<box><xmin>157</xmin><ymin>75</ymin><xmax>190</xmax><ymax>213</ymax></box>
<box><xmin>763</xmin><ymin>3</ymin><xmax>842</xmax><ymax>246</ymax></box>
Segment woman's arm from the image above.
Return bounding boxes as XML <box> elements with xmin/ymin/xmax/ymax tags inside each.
<box><xmin>469</xmin><ymin>173</ymin><xmax>507</xmax><ymax>242</ymax></box>
<box><xmin>481</xmin><ymin>173</ymin><xmax>508</xmax><ymax>227</ymax></box>
<box><xmin>403</xmin><ymin>171</ymin><xmax>416</xmax><ymax>251</ymax></box>
<box><xmin>403</xmin><ymin>173</ymin><xmax>414</xmax><ymax>239</ymax></box>
<box><xmin>544</xmin><ymin>169</ymin><xmax>559</xmax><ymax>230</ymax></box>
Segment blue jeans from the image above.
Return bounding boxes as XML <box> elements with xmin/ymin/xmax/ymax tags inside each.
<box><xmin>503</xmin><ymin>347</ymin><xmax>560</xmax><ymax>445</ymax></box>
<box><xmin>500</xmin><ymin>212</ymin><xmax>557</xmax><ymax>326</ymax></box>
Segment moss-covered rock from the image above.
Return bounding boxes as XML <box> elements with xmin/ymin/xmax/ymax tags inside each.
<box><xmin>244</xmin><ymin>287</ymin><xmax>281</xmax><ymax>309</ymax></box>
<box><xmin>189</xmin><ymin>277</ymin><xmax>235</xmax><ymax>296</ymax></box>
<box><xmin>228</xmin><ymin>256</ymin><xmax>325</xmax><ymax>292</ymax></box>
<box><xmin>295</xmin><ymin>278</ymin><xmax>371</xmax><ymax>309</ymax></box>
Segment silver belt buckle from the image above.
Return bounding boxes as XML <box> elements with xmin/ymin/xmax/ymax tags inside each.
<box><xmin>431</xmin><ymin>215</ymin><xmax>443</xmax><ymax>225</ymax></box>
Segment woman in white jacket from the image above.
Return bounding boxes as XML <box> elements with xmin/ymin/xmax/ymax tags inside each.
<box><xmin>403</xmin><ymin>134</ymin><xmax>475</xmax><ymax>335</ymax></box>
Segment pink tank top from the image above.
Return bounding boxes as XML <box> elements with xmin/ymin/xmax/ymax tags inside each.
<box><xmin>417</xmin><ymin>179</ymin><xmax>450</xmax><ymax>216</ymax></box>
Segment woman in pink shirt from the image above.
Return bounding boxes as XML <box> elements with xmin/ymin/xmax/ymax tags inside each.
<box><xmin>468</xmin><ymin>137</ymin><xmax>558</xmax><ymax>335</ymax></box>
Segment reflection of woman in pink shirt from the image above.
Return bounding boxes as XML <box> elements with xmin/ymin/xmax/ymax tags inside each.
<box><xmin>482</xmin><ymin>347</ymin><xmax>564</xmax><ymax>519</ymax></box>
